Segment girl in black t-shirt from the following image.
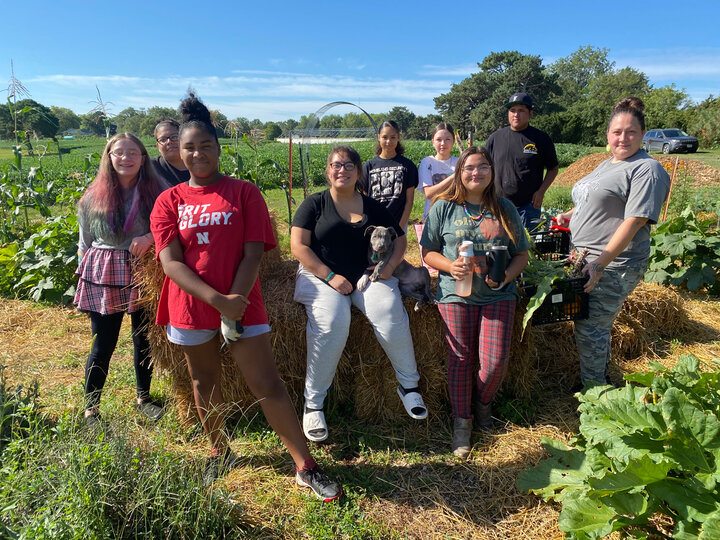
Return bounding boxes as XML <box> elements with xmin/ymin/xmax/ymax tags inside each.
<box><xmin>361</xmin><ymin>120</ymin><xmax>418</xmax><ymax>230</ymax></box>
<box><xmin>291</xmin><ymin>145</ymin><xmax>427</xmax><ymax>443</ymax></box>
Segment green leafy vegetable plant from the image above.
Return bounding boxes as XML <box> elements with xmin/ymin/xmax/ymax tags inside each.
<box><xmin>646</xmin><ymin>207</ymin><xmax>720</xmax><ymax>294</ymax></box>
<box><xmin>518</xmin><ymin>354</ymin><xmax>720</xmax><ymax>539</ymax></box>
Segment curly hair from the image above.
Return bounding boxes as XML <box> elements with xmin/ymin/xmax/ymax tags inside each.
<box><xmin>179</xmin><ymin>92</ymin><xmax>219</xmax><ymax>142</ymax></box>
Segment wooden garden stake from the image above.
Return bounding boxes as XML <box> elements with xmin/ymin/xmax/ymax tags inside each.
<box><xmin>661</xmin><ymin>155</ymin><xmax>680</xmax><ymax>222</ymax></box>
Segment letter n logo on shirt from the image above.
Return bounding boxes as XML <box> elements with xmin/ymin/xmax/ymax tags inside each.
<box><xmin>196</xmin><ymin>232</ymin><xmax>210</xmax><ymax>245</ymax></box>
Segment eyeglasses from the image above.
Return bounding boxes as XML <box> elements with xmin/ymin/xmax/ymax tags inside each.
<box><xmin>110</xmin><ymin>150</ymin><xmax>142</xmax><ymax>159</ymax></box>
<box><xmin>462</xmin><ymin>165</ymin><xmax>491</xmax><ymax>173</ymax></box>
<box><xmin>157</xmin><ymin>135</ymin><xmax>179</xmax><ymax>144</ymax></box>
<box><xmin>329</xmin><ymin>162</ymin><xmax>356</xmax><ymax>171</ymax></box>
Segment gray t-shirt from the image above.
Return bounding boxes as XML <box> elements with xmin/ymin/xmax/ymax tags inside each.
<box><xmin>570</xmin><ymin>150</ymin><xmax>670</xmax><ymax>270</ymax></box>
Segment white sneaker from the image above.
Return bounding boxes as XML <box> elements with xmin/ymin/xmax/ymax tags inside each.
<box><xmin>397</xmin><ymin>386</ymin><xmax>428</xmax><ymax>420</ymax></box>
<box><xmin>303</xmin><ymin>407</ymin><xmax>328</xmax><ymax>442</ymax></box>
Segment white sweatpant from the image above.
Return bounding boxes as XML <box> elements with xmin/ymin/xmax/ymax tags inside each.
<box><xmin>293</xmin><ymin>265</ymin><xmax>421</xmax><ymax>410</ymax></box>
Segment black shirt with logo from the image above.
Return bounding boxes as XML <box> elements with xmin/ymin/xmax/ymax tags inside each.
<box><xmin>486</xmin><ymin>125</ymin><xmax>558</xmax><ymax>207</ymax></box>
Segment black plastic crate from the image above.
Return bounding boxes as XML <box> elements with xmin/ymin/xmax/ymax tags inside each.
<box><xmin>531</xmin><ymin>229</ymin><xmax>570</xmax><ymax>260</ymax></box>
<box><xmin>521</xmin><ymin>276</ymin><xmax>589</xmax><ymax>326</ymax></box>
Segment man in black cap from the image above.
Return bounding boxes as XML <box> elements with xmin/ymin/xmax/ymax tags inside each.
<box><xmin>485</xmin><ymin>92</ymin><xmax>558</xmax><ymax>229</ymax></box>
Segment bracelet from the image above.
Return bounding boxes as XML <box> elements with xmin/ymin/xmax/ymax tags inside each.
<box><xmin>324</xmin><ymin>271</ymin><xmax>335</xmax><ymax>283</ymax></box>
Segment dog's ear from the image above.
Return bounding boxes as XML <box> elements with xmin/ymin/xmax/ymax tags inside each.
<box><xmin>389</xmin><ymin>227</ymin><xmax>398</xmax><ymax>240</ymax></box>
<box><xmin>365</xmin><ymin>226</ymin><xmax>376</xmax><ymax>237</ymax></box>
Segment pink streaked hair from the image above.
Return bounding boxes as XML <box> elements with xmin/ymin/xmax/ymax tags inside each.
<box><xmin>79</xmin><ymin>133</ymin><xmax>167</xmax><ymax>238</ymax></box>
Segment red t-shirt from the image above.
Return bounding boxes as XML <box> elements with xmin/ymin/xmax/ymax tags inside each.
<box><xmin>150</xmin><ymin>176</ymin><xmax>276</xmax><ymax>329</ymax></box>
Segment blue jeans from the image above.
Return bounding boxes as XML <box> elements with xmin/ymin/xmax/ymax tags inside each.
<box><xmin>516</xmin><ymin>203</ymin><xmax>542</xmax><ymax>230</ymax></box>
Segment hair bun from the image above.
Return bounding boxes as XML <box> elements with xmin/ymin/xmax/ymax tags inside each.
<box><xmin>614</xmin><ymin>97</ymin><xmax>644</xmax><ymax>113</ymax></box>
<box><xmin>179</xmin><ymin>92</ymin><xmax>213</xmax><ymax>124</ymax></box>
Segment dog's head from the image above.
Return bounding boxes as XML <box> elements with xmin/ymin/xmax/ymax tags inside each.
<box><xmin>366</xmin><ymin>226</ymin><xmax>397</xmax><ymax>254</ymax></box>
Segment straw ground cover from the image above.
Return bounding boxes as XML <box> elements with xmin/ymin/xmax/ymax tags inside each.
<box><xmin>2</xmin><ymin>243</ymin><xmax>719</xmax><ymax>538</ymax></box>
<box><xmin>2</xmin><ymin>142</ymin><xmax>719</xmax><ymax>537</ymax></box>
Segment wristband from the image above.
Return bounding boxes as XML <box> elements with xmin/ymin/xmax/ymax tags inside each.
<box><xmin>324</xmin><ymin>271</ymin><xmax>336</xmax><ymax>283</ymax></box>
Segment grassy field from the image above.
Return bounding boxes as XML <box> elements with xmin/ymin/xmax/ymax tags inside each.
<box><xmin>2</xmin><ymin>255</ymin><xmax>719</xmax><ymax>539</ymax></box>
<box><xmin>1</xmin><ymin>137</ymin><xmax>719</xmax><ymax>537</ymax></box>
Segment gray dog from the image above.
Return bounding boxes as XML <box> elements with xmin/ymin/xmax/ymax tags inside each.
<box><xmin>356</xmin><ymin>226</ymin><xmax>434</xmax><ymax>311</ymax></box>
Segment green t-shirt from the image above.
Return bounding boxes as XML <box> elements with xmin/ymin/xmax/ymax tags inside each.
<box><xmin>420</xmin><ymin>198</ymin><xmax>529</xmax><ymax>305</ymax></box>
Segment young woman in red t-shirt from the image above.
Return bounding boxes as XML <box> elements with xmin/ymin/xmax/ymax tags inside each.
<box><xmin>150</xmin><ymin>94</ymin><xmax>340</xmax><ymax>499</ymax></box>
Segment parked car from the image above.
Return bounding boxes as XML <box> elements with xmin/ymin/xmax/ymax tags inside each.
<box><xmin>642</xmin><ymin>129</ymin><xmax>698</xmax><ymax>154</ymax></box>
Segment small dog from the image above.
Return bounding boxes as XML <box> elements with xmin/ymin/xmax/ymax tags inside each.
<box><xmin>356</xmin><ymin>226</ymin><xmax>434</xmax><ymax>311</ymax></box>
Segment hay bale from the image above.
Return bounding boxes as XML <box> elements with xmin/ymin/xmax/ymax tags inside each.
<box><xmin>135</xmin><ymin>208</ymin><xmax>693</xmax><ymax>424</ymax></box>
<box><xmin>518</xmin><ymin>280</ymin><xmax>693</xmax><ymax>386</ymax></box>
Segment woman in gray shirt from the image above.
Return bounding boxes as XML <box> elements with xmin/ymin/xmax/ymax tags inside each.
<box><xmin>555</xmin><ymin>97</ymin><xmax>670</xmax><ymax>386</ymax></box>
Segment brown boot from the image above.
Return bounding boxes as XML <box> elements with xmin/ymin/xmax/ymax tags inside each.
<box><xmin>473</xmin><ymin>400</ymin><xmax>493</xmax><ymax>431</ymax></box>
<box><xmin>452</xmin><ymin>417</ymin><xmax>473</xmax><ymax>458</ymax></box>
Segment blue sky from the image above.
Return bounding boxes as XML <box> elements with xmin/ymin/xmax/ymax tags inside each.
<box><xmin>2</xmin><ymin>0</ymin><xmax>719</xmax><ymax>122</ymax></box>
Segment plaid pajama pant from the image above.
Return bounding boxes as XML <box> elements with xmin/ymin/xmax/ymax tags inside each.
<box><xmin>437</xmin><ymin>300</ymin><xmax>516</xmax><ymax>419</ymax></box>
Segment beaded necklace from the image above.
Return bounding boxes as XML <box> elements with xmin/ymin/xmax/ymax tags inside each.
<box><xmin>462</xmin><ymin>202</ymin><xmax>485</xmax><ymax>224</ymax></box>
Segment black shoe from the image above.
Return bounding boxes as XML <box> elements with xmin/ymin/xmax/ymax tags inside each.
<box><xmin>296</xmin><ymin>467</ymin><xmax>342</xmax><ymax>502</ymax></box>
<box><xmin>137</xmin><ymin>400</ymin><xmax>164</xmax><ymax>421</ymax></box>
<box><xmin>203</xmin><ymin>449</ymin><xmax>241</xmax><ymax>485</ymax></box>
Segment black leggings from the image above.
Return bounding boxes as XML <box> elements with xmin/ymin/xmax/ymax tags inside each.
<box><xmin>84</xmin><ymin>309</ymin><xmax>153</xmax><ymax>410</ymax></box>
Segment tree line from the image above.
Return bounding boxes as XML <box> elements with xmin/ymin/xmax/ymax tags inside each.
<box><xmin>2</xmin><ymin>47</ymin><xmax>719</xmax><ymax>148</ymax></box>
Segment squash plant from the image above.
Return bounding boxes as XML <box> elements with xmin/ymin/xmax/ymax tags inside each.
<box><xmin>646</xmin><ymin>207</ymin><xmax>720</xmax><ymax>294</ymax></box>
<box><xmin>518</xmin><ymin>355</ymin><xmax>720</xmax><ymax>539</ymax></box>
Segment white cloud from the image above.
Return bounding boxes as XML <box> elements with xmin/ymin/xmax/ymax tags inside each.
<box><xmin>613</xmin><ymin>49</ymin><xmax>720</xmax><ymax>79</ymax></box>
<box><xmin>418</xmin><ymin>64</ymin><xmax>478</xmax><ymax>77</ymax></box>
<box><xmin>22</xmin><ymin>70</ymin><xmax>450</xmax><ymax>119</ymax></box>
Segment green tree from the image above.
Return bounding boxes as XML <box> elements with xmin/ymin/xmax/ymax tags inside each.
<box><xmin>0</xmin><ymin>105</ymin><xmax>14</xmax><ymax>139</ymax></box>
<box><xmin>386</xmin><ymin>106</ymin><xmax>416</xmax><ymax>135</ymax></box>
<box><xmin>297</xmin><ymin>114</ymin><xmax>312</xmax><ymax>129</ymax></box>
<box><xmin>581</xmin><ymin>67</ymin><xmax>650</xmax><ymax>144</ymax></box>
<box><xmin>434</xmin><ymin>51</ymin><xmax>559</xmax><ymax>140</ymax></box>
<box><xmin>50</xmin><ymin>106</ymin><xmax>81</xmax><ymax>133</ymax></box>
<box><xmin>211</xmin><ymin>110</ymin><xmax>228</xmax><ymax>135</ymax></box>
<box><xmin>643</xmin><ymin>84</ymin><xmax>691</xmax><ymax>131</ymax></box>
<box><xmin>406</xmin><ymin>114</ymin><xmax>443</xmax><ymax>140</ymax></box>
<box><xmin>341</xmin><ymin>112</ymin><xmax>371</xmax><ymax>129</ymax></box>
<box><xmin>264</xmin><ymin>122</ymin><xmax>282</xmax><ymax>141</ymax></box>
<box><xmin>137</xmin><ymin>106</ymin><xmax>179</xmax><ymax>137</ymax></box>
<box><xmin>548</xmin><ymin>46</ymin><xmax>613</xmax><ymax>110</ymax></box>
<box><xmin>12</xmin><ymin>99</ymin><xmax>59</xmax><ymax>137</ymax></box>
<box><xmin>80</xmin><ymin>111</ymin><xmax>108</xmax><ymax>136</ymax></box>
<box><xmin>113</xmin><ymin>107</ymin><xmax>146</xmax><ymax>135</ymax></box>
<box><xmin>281</xmin><ymin>118</ymin><xmax>299</xmax><ymax>134</ymax></box>
<box><xmin>230</xmin><ymin>116</ymin><xmax>252</xmax><ymax>135</ymax></box>
<box><xmin>687</xmin><ymin>95</ymin><xmax>720</xmax><ymax>148</ymax></box>
<box><xmin>318</xmin><ymin>114</ymin><xmax>342</xmax><ymax>129</ymax></box>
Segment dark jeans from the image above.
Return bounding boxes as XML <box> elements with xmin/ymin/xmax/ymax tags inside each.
<box><xmin>516</xmin><ymin>202</ymin><xmax>543</xmax><ymax>230</ymax></box>
<box><xmin>84</xmin><ymin>309</ymin><xmax>153</xmax><ymax>410</ymax></box>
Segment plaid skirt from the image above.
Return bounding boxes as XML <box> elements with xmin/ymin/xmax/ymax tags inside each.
<box><xmin>74</xmin><ymin>247</ymin><xmax>140</xmax><ymax>315</ymax></box>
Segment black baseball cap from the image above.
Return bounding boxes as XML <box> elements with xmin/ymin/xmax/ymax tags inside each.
<box><xmin>505</xmin><ymin>92</ymin><xmax>533</xmax><ymax>110</ymax></box>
